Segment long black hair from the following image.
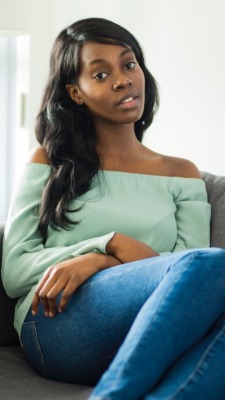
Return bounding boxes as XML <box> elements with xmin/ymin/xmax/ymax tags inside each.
<box><xmin>35</xmin><ymin>17</ymin><xmax>159</xmax><ymax>241</ymax></box>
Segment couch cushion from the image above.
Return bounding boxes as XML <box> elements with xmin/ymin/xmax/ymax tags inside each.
<box><xmin>0</xmin><ymin>224</ymin><xmax>19</xmax><ymax>345</ymax></box>
<box><xmin>0</xmin><ymin>346</ymin><xmax>92</xmax><ymax>400</ymax></box>
<box><xmin>201</xmin><ymin>171</ymin><xmax>225</xmax><ymax>249</ymax></box>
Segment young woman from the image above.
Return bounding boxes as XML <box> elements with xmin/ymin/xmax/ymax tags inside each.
<box><xmin>2</xmin><ymin>17</ymin><xmax>225</xmax><ymax>400</ymax></box>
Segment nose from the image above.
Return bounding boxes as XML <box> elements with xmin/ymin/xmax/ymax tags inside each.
<box><xmin>113</xmin><ymin>74</ymin><xmax>133</xmax><ymax>91</ymax></box>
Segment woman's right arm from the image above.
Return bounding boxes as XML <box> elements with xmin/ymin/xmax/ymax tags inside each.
<box><xmin>2</xmin><ymin>148</ymin><xmax>117</xmax><ymax>298</ymax></box>
<box><xmin>2</xmin><ymin>148</ymin><xmax>159</xmax><ymax>300</ymax></box>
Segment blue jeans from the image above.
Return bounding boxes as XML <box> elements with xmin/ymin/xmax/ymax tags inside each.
<box><xmin>21</xmin><ymin>248</ymin><xmax>225</xmax><ymax>399</ymax></box>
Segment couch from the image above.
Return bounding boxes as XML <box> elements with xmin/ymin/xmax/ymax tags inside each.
<box><xmin>1</xmin><ymin>171</ymin><xmax>225</xmax><ymax>400</ymax></box>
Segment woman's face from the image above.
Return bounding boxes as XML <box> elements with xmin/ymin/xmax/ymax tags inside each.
<box><xmin>67</xmin><ymin>42</ymin><xmax>145</xmax><ymax>129</ymax></box>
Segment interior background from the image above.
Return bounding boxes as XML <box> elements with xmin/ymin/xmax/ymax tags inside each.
<box><xmin>1</xmin><ymin>0</ymin><xmax>225</xmax><ymax>216</ymax></box>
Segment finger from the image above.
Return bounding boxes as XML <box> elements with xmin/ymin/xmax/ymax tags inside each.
<box><xmin>40</xmin><ymin>278</ymin><xmax>67</xmax><ymax>317</ymax></box>
<box><xmin>31</xmin><ymin>292</ymin><xmax>40</xmax><ymax>315</ymax></box>
<box><xmin>58</xmin><ymin>281</ymin><xmax>77</xmax><ymax>313</ymax></box>
<box><xmin>31</xmin><ymin>270</ymin><xmax>52</xmax><ymax>315</ymax></box>
<box><xmin>39</xmin><ymin>284</ymin><xmax>57</xmax><ymax>317</ymax></box>
<box><xmin>39</xmin><ymin>290</ymin><xmax>52</xmax><ymax>317</ymax></box>
<box><xmin>36</xmin><ymin>268</ymin><xmax>59</xmax><ymax>316</ymax></box>
<box><xmin>35</xmin><ymin>268</ymin><xmax>52</xmax><ymax>294</ymax></box>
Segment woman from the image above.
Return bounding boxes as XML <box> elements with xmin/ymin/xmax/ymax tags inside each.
<box><xmin>2</xmin><ymin>17</ymin><xmax>225</xmax><ymax>400</ymax></box>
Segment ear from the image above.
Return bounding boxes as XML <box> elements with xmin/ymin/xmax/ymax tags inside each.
<box><xmin>65</xmin><ymin>84</ymin><xmax>84</xmax><ymax>105</ymax></box>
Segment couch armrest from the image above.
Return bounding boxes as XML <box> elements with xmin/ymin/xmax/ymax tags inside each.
<box><xmin>0</xmin><ymin>223</ymin><xmax>19</xmax><ymax>346</ymax></box>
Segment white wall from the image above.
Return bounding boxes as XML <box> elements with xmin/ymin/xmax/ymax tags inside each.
<box><xmin>0</xmin><ymin>0</ymin><xmax>55</xmax><ymax>148</ymax></box>
<box><xmin>141</xmin><ymin>0</ymin><xmax>225</xmax><ymax>175</ymax></box>
<box><xmin>1</xmin><ymin>0</ymin><xmax>225</xmax><ymax>175</ymax></box>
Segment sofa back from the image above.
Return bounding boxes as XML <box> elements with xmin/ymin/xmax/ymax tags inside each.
<box><xmin>0</xmin><ymin>171</ymin><xmax>225</xmax><ymax>346</ymax></box>
<box><xmin>201</xmin><ymin>172</ymin><xmax>225</xmax><ymax>248</ymax></box>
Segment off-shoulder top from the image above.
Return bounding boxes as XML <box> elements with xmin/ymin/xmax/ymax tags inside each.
<box><xmin>2</xmin><ymin>163</ymin><xmax>211</xmax><ymax>336</ymax></box>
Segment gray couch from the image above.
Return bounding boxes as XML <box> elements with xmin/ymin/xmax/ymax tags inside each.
<box><xmin>1</xmin><ymin>171</ymin><xmax>225</xmax><ymax>400</ymax></box>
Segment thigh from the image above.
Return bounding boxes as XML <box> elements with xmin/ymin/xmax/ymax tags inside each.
<box><xmin>21</xmin><ymin>254</ymin><xmax>179</xmax><ymax>384</ymax></box>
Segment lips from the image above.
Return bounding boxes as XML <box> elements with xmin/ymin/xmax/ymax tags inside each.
<box><xmin>122</xmin><ymin>96</ymin><xmax>135</xmax><ymax>104</ymax></box>
<box><xmin>117</xmin><ymin>93</ymin><xmax>138</xmax><ymax>106</ymax></box>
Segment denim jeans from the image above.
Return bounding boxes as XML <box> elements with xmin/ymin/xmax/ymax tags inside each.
<box><xmin>21</xmin><ymin>248</ymin><xmax>225</xmax><ymax>399</ymax></box>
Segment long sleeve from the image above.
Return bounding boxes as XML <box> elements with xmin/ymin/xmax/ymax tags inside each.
<box><xmin>2</xmin><ymin>164</ymin><xmax>115</xmax><ymax>299</ymax></box>
<box><xmin>172</xmin><ymin>178</ymin><xmax>211</xmax><ymax>252</ymax></box>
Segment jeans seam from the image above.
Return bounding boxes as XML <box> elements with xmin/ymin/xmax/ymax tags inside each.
<box><xmin>23</xmin><ymin>321</ymin><xmax>49</xmax><ymax>378</ymax></box>
<box><xmin>168</xmin><ymin>324</ymin><xmax>225</xmax><ymax>400</ymax></box>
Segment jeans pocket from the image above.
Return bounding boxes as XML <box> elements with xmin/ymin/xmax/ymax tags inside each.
<box><xmin>21</xmin><ymin>321</ymin><xmax>49</xmax><ymax>378</ymax></box>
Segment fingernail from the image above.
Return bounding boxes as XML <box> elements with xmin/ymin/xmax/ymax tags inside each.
<box><xmin>49</xmin><ymin>312</ymin><xmax>54</xmax><ymax>318</ymax></box>
<box><xmin>32</xmin><ymin>310</ymin><xmax>36</xmax><ymax>316</ymax></box>
<box><xmin>44</xmin><ymin>312</ymin><xmax>49</xmax><ymax>317</ymax></box>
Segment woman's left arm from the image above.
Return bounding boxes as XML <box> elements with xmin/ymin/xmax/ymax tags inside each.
<box><xmin>171</xmin><ymin>160</ymin><xmax>211</xmax><ymax>252</ymax></box>
<box><xmin>172</xmin><ymin>180</ymin><xmax>211</xmax><ymax>252</ymax></box>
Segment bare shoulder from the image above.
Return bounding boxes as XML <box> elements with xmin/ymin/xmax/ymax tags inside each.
<box><xmin>139</xmin><ymin>146</ymin><xmax>201</xmax><ymax>179</ymax></box>
<box><xmin>27</xmin><ymin>146</ymin><xmax>50</xmax><ymax>165</ymax></box>
<box><xmin>165</xmin><ymin>155</ymin><xmax>201</xmax><ymax>178</ymax></box>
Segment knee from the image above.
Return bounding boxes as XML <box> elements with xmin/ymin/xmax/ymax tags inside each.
<box><xmin>191</xmin><ymin>247</ymin><xmax>225</xmax><ymax>258</ymax></box>
<box><xmin>194</xmin><ymin>247</ymin><xmax>225</xmax><ymax>262</ymax></box>
<box><xmin>181</xmin><ymin>247</ymin><xmax>225</xmax><ymax>277</ymax></box>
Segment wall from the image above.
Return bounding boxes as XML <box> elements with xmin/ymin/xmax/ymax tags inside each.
<box><xmin>0</xmin><ymin>0</ymin><xmax>55</xmax><ymax>218</ymax></box>
<box><xmin>1</xmin><ymin>0</ymin><xmax>225</xmax><ymax>175</ymax></box>
<box><xmin>0</xmin><ymin>0</ymin><xmax>55</xmax><ymax>148</ymax></box>
<box><xmin>52</xmin><ymin>0</ymin><xmax>225</xmax><ymax>175</ymax></box>
<box><xmin>142</xmin><ymin>0</ymin><xmax>225</xmax><ymax>175</ymax></box>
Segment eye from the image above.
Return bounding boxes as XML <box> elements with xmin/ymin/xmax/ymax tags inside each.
<box><xmin>125</xmin><ymin>61</ymin><xmax>136</xmax><ymax>70</ymax></box>
<box><xmin>94</xmin><ymin>72</ymin><xmax>109</xmax><ymax>80</ymax></box>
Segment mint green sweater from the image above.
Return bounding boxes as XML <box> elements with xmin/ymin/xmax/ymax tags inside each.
<box><xmin>2</xmin><ymin>164</ymin><xmax>211</xmax><ymax>337</ymax></box>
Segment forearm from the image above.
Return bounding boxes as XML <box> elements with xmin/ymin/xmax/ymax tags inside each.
<box><xmin>106</xmin><ymin>233</ymin><xmax>159</xmax><ymax>263</ymax></box>
<box><xmin>91</xmin><ymin>253</ymin><xmax>121</xmax><ymax>272</ymax></box>
<box><xmin>3</xmin><ymin>231</ymin><xmax>116</xmax><ymax>298</ymax></box>
<box><xmin>32</xmin><ymin>252</ymin><xmax>121</xmax><ymax>317</ymax></box>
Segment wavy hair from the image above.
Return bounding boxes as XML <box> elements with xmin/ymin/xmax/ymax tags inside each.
<box><xmin>35</xmin><ymin>17</ymin><xmax>159</xmax><ymax>240</ymax></box>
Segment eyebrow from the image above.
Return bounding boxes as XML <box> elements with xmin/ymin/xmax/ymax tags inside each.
<box><xmin>88</xmin><ymin>48</ymin><xmax>133</xmax><ymax>67</ymax></box>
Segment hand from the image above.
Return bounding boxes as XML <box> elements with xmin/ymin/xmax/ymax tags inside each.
<box><xmin>32</xmin><ymin>253</ymin><xmax>120</xmax><ymax>318</ymax></box>
<box><xmin>106</xmin><ymin>233</ymin><xmax>159</xmax><ymax>263</ymax></box>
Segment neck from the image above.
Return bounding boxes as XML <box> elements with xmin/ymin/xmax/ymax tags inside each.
<box><xmin>95</xmin><ymin>122</ymin><xmax>141</xmax><ymax>162</ymax></box>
